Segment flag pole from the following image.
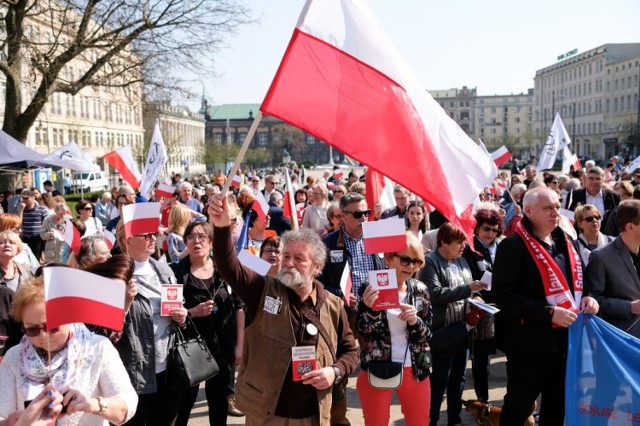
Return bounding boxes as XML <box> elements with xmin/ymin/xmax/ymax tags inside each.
<box><xmin>221</xmin><ymin>111</ymin><xmax>263</xmax><ymax>196</ymax></box>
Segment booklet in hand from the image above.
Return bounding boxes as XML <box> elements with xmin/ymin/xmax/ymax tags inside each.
<box><xmin>161</xmin><ymin>284</ymin><xmax>183</xmax><ymax>316</ymax></box>
<box><xmin>292</xmin><ymin>346</ymin><xmax>317</xmax><ymax>381</ymax></box>
<box><xmin>369</xmin><ymin>269</ymin><xmax>400</xmax><ymax>310</ymax></box>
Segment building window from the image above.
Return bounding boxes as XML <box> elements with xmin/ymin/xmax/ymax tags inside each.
<box><xmin>257</xmin><ymin>132</ymin><xmax>268</xmax><ymax>146</ymax></box>
<box><xmin>306</xmin><ymin>134</ymin><xmax>316</xmax><ymax>145</ymax></box>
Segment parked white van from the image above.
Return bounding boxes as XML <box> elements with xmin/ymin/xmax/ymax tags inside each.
<box><xmin>72</xmin><ymin>171</ymin><xmax>109</xmax><ymax>193</ymax></box>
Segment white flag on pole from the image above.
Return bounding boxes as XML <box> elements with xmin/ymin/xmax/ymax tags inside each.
<box><xmin>537</xmin><ymin>113</ymin><xmax>571</xmax><ymax>171</ymax></box>
<box><xmin>139</xmin><ymin>120</ymin><xmax>167</xmax><ymax>199</ymax></box>
<box><xmin>562</xmin><ymin>146</ymin><xmax>578</xmax><ymax>175</ymax></box>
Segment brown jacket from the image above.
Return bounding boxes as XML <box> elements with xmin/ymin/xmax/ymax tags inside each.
<box><xmin>213</xmin><ymin>226</ymin><xmax>358</xmax><ymax>423</ymax></box>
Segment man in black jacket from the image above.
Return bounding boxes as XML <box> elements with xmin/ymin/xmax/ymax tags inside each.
<box><xmin>565</xmin><ymin>166</ymin><xmax>620</xmax><ymax>230</ymax></box>
<box><xmin>492</xmin><ymin>187</ymin><xmax>599</xmax><ymax>425</ymax></box>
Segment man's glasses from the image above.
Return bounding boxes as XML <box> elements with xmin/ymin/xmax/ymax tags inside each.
<box><xmin>135</xmin><ymin>232</ymin><xmax>158</xmax><ymax>241</ymax></box>
<box><xmin>343</xmin><ymin>209</ymin><xmax>371</xmax><ymax>219</ymax></box>
<box><xmin>23</xmin><ymin>323</ymin><xmax>60</xmax><ymax>337</ymax></box>
<box><xmin>186</xmin><ymin>233</ymin><xmax>209</xmax><ymax>242</ymax></box>
<box><xmin>583</xmin><ymin>216</ymin><xmax>601</xmax><ymax>223</ymax></box>
<box><xmin>393</xmin><ymin>254</ymin><xmax>424</xmax><ymax>268</ymax></box>
<box><xmin>481</xmin><ymin>226</ymin><xmax>500</xmax><ymax>233</ymax></box>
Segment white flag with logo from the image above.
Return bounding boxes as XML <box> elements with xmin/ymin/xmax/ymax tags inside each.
<box><xmin>537</xmin><ymin>113</ymin><xmax>571</xmax><ymax>171</ymax></box>
<box><xmin>139</xmin><ymin>120</ymin><xmax>167</xmax><ymax>199</ymax></box>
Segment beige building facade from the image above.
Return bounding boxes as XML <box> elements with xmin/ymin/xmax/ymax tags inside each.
<box><xmin>533</xmin><ymin>43</ymin><xmax>640</xmax><ymax>161</ymax></box>
<box><xmin>143</xmin><ymin>102</ymin><xmax>206</xmax><ymax>176</ymax></box>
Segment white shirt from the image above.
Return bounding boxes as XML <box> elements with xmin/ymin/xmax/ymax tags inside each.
<box><xmin>586</xmin><ymin>189</ymin><xmax>605</xmax><ymax>215</ymax></box>
<box><xmin>386</xmin><ymin>292</ymin><xmax>412</xmax><ymax>366</ymax></box>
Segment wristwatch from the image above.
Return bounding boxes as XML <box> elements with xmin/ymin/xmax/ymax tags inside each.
<box><xmin>332</xmin><ymin>366</ymin><xmax>343</xmax><ymax>384</ymax></box>
<box><xmin>96</xmin><ymin>396</ymin><xmax>108</xmax><ymax>415</ymax></box>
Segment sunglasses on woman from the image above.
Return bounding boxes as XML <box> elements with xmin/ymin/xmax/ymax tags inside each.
<box><xmin>583</xmin><ymin>216</ymin><xmax>601</xmax><ymax>223</ymax></box>
<box><xmin>393</xmin><ymin>253</ymin><xmax>424</xmax><ymax>268</ymax></box>
<box><xmin>23</xmin><ymin>323</ymin><xmax>60</xmax><ymax>337</ymax></box>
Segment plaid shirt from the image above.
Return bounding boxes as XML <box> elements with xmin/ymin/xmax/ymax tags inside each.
<box><xmin>342</xmin><ymin>226</ymin><xmax>376</xmax><ymax>297</ymax></box>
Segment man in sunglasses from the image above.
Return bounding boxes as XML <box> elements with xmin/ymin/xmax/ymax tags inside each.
<box><xmin>317</xmin><ymin>192</ymin><xmax>386</xmax><ymax>424</ymax></box>
<box><xmin>586</xmin><ymin>199</ymin><xmax>640</xmax><ymax>339</ymax></box>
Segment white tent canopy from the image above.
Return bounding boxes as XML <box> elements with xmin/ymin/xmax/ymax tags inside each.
<box><xmin>0</xmin><ymin>129</ymin><xmax>48</xmax><ymax>171</ymax></box>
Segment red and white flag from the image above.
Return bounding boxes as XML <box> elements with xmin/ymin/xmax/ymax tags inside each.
<box><xmin>63</xmin><ymin>218</ymin><xmax>81</xmax><ymax>256</ymax></box>
<box><xmin>122</xmin><ymin>202</ymin><xmax>161</xmax><ymax>240</ymax></box>
<box><xmin>155</xmin><ymin>182</ymin><xmax>176</xmax><ymax>199</ymax></box>
<box><xmin>490</xmin><ymin>146</ymin><xmax>512</xmax><ymax>167</ymax></box>
<box><xmin>562</xmin><ymin>146</ymin><xmax>581</xmax><ymax>175</ymax></box>
<box><xmin>362</xmin><ymin>218</ymin><xmax>407</xmax><ymax>254</ymax></box>
<box><xmin>261</xmin><ymin>0</ymin><xmax>495</xmax><ymax>238</ymax></box>
<box><xmin>334</xmin><ymin>168</ymin><xmax>344</xmax><ymax>180</ymax></box>
<box><xmin>339</xmin><ymin>262</ymin><xmax>353</xmax><ymax>306</ymax></box>
<box><xmin>365</xmin><ymin>168</ymin><xmax>395</xmax><ymax>221</ymax></box>
<box><xmin>282</xmin><ymin>168</ymin><xmax>299</xmax><ymax>229</ymax></box>
<box><xmin>103</xmin><ymin>229</ymin><xmax>117</xmax><ymax>250</ymax></box>
<box><xmin>103</xmin><ymin>145</ymin><xmax>142</xmax><ymax>189</ymax></box>
<box><xmin>43</xmin><ymin>266</ymin><xmax>126</xmax><ymax>331</ymax></box>
<box><xmin>252</xmin><ymin>191</ymin><xmax>270</xmax><ymax>221</ymax></box>
<box><xmin>493</xmin><ymin>179</ymin><xmax>507</xmax><ymax>191</ymax></box>
<box><xmin>231</xmin><ymin>175</ymin><xmax>243</xmax><ymax>188</ymax></box>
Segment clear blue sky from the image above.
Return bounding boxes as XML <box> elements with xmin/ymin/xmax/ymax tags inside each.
<box><xmin>193</xmin><ymin>0</ymin><xmax>640</xmax><ymax>106</ymax></box>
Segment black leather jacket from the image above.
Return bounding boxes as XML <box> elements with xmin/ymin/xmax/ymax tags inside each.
<box><xmin>115</xmin><ymin>258</ymin><xmax>177</xmax><ymax>394</ymax></box>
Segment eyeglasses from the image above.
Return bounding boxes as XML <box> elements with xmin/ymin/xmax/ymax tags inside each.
<box><xmin>481</xmin><ymin>226</ymin><xmax>500</xmax><ymax>233</ymax></box>
<box><xmin>263</xmin><ymin>248</ymin><xmax>282</xmax><ymax>255</ymax></box>
<box><xmin>23</xmin><ymin>323</ymin><xmax>60</xmax><ymax>337</ymax></box>
<box><xmin>583</xmin><ymin>216</ymin><xmax>601</xmax><ymax>223</ymax></box>
<box><xmin>393</xmin><ymin>254</ymin><xmax>424</xmax><ymax>268</ymax></box>
<box><xmin>550</xmin><ymin>181</ymin><xmax>559</xmax><ymax>185</ymax></box>
<box><xmin>82</xmin><ymin>207</ymin><xmax>93</xmax><ymax>211</ymax></box>
<box><xmin>186</xmin><ymin>233</ymin><xmax>209</xmax><ymax>242</ymax></box>
<box><xmin>333</xmin><ymin>190</ymin><xmax>343</xmax><ymax>194</ymax></box>
<box><xmin>135</xmin><ymin>232</ymin><xmax>158</xmax><ymax>241</ymax></box>
<box><xmin>343</xmin><ymin>209</ymin><xmax>371</xmax><ymax>219</ymax></box>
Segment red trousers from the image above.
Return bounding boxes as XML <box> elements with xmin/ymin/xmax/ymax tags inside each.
<box><xmin>356</xmin><ymin>367</ymin><xmax>430</xmax><ymax>426</ymax></box>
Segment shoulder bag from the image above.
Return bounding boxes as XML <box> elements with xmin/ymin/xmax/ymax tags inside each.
<box><xmin>165</xmin><ymin>317</ymin><xmax>219</xmax><ymax>389</ymax></box>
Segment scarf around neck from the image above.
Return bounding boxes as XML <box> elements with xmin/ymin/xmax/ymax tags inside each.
<box><xmin>515</xmin><ymin>221</ymin><xmax>583</xmax><ymax>315</ymax></box>
<box><xmin>19</xmin><ymin>323</ymin><xmax>94</xmax><ymax>400</ymax></box>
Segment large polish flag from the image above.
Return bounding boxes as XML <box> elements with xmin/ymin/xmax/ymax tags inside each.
<box><xmin>43</xmin><ymin>267</ymin><xmax>126</xmax><ymax>331</ymax></box>
<box><xmin>103</xmin><ymin>145</ymin><xmax>142</xmax><ymax>189</ymax></box>
<box><xmin>490</xmin><ymin>146</ymin><xmax>512</xmax><ymax>167</ymax></box>
<box><xmin>122</xmin><ymin>202</ymin><xmax>161</xmax><ymax>239</ymax></box>
<box><xmin>362</xmin><ymin>218</ymin><xmax>407</xmax><ymax>254</ymax></box>
<box><xmin>155</xmin><ymin>182</ymin><xmax>176</xmax><ymax>199</ymax></box>
<box><xmin>365</xmin><ymin>168</ymin><xmax>396</xmax><ymax>221</ymax></box>
<box><xmin>261</xmin><ymin>0</ymin><xmax>495</xmax><ymax>235</ymax></box>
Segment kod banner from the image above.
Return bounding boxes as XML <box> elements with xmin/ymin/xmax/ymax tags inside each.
<box><xmin>566</xmin><ymin>314</ymin><xmax>640</xmax><ymax>425</ymax></box>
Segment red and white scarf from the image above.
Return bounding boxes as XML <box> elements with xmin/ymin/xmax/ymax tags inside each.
<box><xmin>516</xmin><ymin>221</ymin><xmax>583</xmax><ymax>314</ymax></box>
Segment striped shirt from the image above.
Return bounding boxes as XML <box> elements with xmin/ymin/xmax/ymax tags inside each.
<box><xmin>342</xmin><ymin>227</ymin><xmax>375</xmax><ymax>297</ymax></box>
<box><xmin>21</xmin><ymin>206</ymin><xmax>48</xmax><ymax>236</ymax></box>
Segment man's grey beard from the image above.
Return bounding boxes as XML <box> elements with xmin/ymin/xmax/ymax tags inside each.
<box><xmin>276</xmin><ymin>267</ymin><xmax>310</xmax><ymax>292</ymax></box>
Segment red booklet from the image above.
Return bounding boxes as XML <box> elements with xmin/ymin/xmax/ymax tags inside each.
<box><xmin>291</xmin><ymin>346</ymin><xmax>317</xmax><ymax>381</ymax></box>
<box><xmin>369</xmin><ymin>270</ymin><xmax>400</xmax><ymax>310</ymax></box>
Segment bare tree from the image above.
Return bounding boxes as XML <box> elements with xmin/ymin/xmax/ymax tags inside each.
<box><xmin>0</xmin><ymin>0</ymin><xmax>252</xmax><ymax>142</ymax></box>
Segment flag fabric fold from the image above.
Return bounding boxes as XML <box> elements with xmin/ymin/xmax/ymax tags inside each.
<box><xmin>139</xmin><ymin>120</ymin><xmax>168</xmax><ymax>199</ymax></box>
<box><xmin>155</xmin><ymin>182</ymin><xmax>176</xmax><ymax>199</ymax></box>
<box><xmin>63</xmin><ymin>218</ymin><xmax>81</xmax><ymax>256</ymax></box>
<box><xmin>365</xmin><ymin>168</ymin><xmax>395</xmax><ymax>221</ymax></box>
<box><xmin>566</xmin><ymin>314</ymin><xmax>640</xmax><ymax>425</ymax></box>
<box><xmin>103</xmin><ymin>145</ymin><xmax>142</xmax><ymax>189</ymax></box>
<box><xmin>260</xmin><ymin>0</ymin><xmax>495</xmax><ymax>235</ymax></box>
<box><xmin>283</xmin><ymin>168</ymin><xmax>299</xmax><ymax>229</ymax></box>
<box><xmin>537</xmin><ymin>113</ymin><xmax>571</xmax><ymax>171</ymax></box>
<box><xmin>44</xmin><ymin>267</ymin><xmax>126</xmax><ymax>331</ymax></box>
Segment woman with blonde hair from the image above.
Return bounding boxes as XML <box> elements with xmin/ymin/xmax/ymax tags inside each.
<box><xmin>0</xmin><ymin>213</ymin><xmax>39</xmax><ymax>269</ymax></box>
<box><xmin>40</xmin><ymin>202</ymin><xmax>71</xmax><ymax>263</ymax></box>
<box><xmin>302</xmin><ymin>184</ymin><xmax>331</xmax><ymax>236</ymax></box>
<box><xmin>166</xmin><ymin>204</ymin><xmax>191</xmax><ymax>264</ymax></box>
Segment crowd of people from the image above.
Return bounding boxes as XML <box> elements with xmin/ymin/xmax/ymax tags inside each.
<box><xmin>0</xmin><ymin>156</ymin><xmax>638</xmax><ymax>425</ymax></box>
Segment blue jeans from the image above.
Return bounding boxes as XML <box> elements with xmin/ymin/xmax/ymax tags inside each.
<box><xmin>429</xmin><ymin>348</ymin><xmax>469</xmax><ymax>426</ymax></box>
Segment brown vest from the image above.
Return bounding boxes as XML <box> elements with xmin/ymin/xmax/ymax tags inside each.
<box><xmin>235</xmin><ymin>279</ymin><xmax>341</xmax><ymax>424</ymax></box>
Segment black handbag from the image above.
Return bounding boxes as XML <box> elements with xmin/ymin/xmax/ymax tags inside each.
<box><xmin>165</xmin><ymin>318</ymin><xmax>219</xmax><ymax>389</ymax></box>
<box><xmin>430</xmin><ymin>322</ymin><xmax>470</xmax><ymax>359</ymax></box>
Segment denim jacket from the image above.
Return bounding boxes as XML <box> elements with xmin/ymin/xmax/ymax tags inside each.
<box><xmin>356</xmin><ymin>278</ymin><xmax>432</xmax><ymax>381</ymax></box>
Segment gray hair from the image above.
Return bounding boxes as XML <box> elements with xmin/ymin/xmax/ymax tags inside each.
<box><xmin>101</xmin><ymin>192</ymin><xmax>112</xmax><ymax>200</ymax></box>
<box><xmin>588</xmin><ymin>166</ymin><xmax>604</xmax><ymax>177</ymax></box>
<box><xmin>77</xmin><ymin>234</ymin><xmax>109</xmax><ymax>267</ymax></box>
<box><xmin>522</xmin><ymin>187</ymin><xmax>559</xmax><ymax>210</ymax></box>
<box><xmin>281</xmin><ymin>228</ymin><xmax>327</xmax><ymax>269</ymax></box>
<box><xmin>510</xmin><ymin>183</ymin><xmax>527</xmax><ymax>199</ymax></box>
<box><xmin>270</xmin><ymin>191</ymin><xmax>284</xmax><ymax>204</ymax></box>
<box><xmin>564</xmin><ymin>178</ymin><xmax>581</xmax><ymax>192</ymax></box>
<box><xmin>339</xmin><ymin>192</ymin><xmax>365</xmax><ymax>210</ymax></box>
<box><xmin>54</xmin><ymin>202</ymin><xmax>67</xmax><ymax>213</ymax></box>
<box><xmin>180</xmin><ymin>181</ymin><xmax>193</xmax><ymax>191</ymax></box>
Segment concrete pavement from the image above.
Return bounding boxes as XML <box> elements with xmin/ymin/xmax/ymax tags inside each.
<box><xmin>188</xmin><ymin>353</ymin><xmax>510</xmax><ymax>425</ymax></box>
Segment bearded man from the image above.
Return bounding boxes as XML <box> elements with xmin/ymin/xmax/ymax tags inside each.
<box><xmin>208</xmin><ymin>194</ymin><xmax>359</xmax><ymax>426</ymax></box>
